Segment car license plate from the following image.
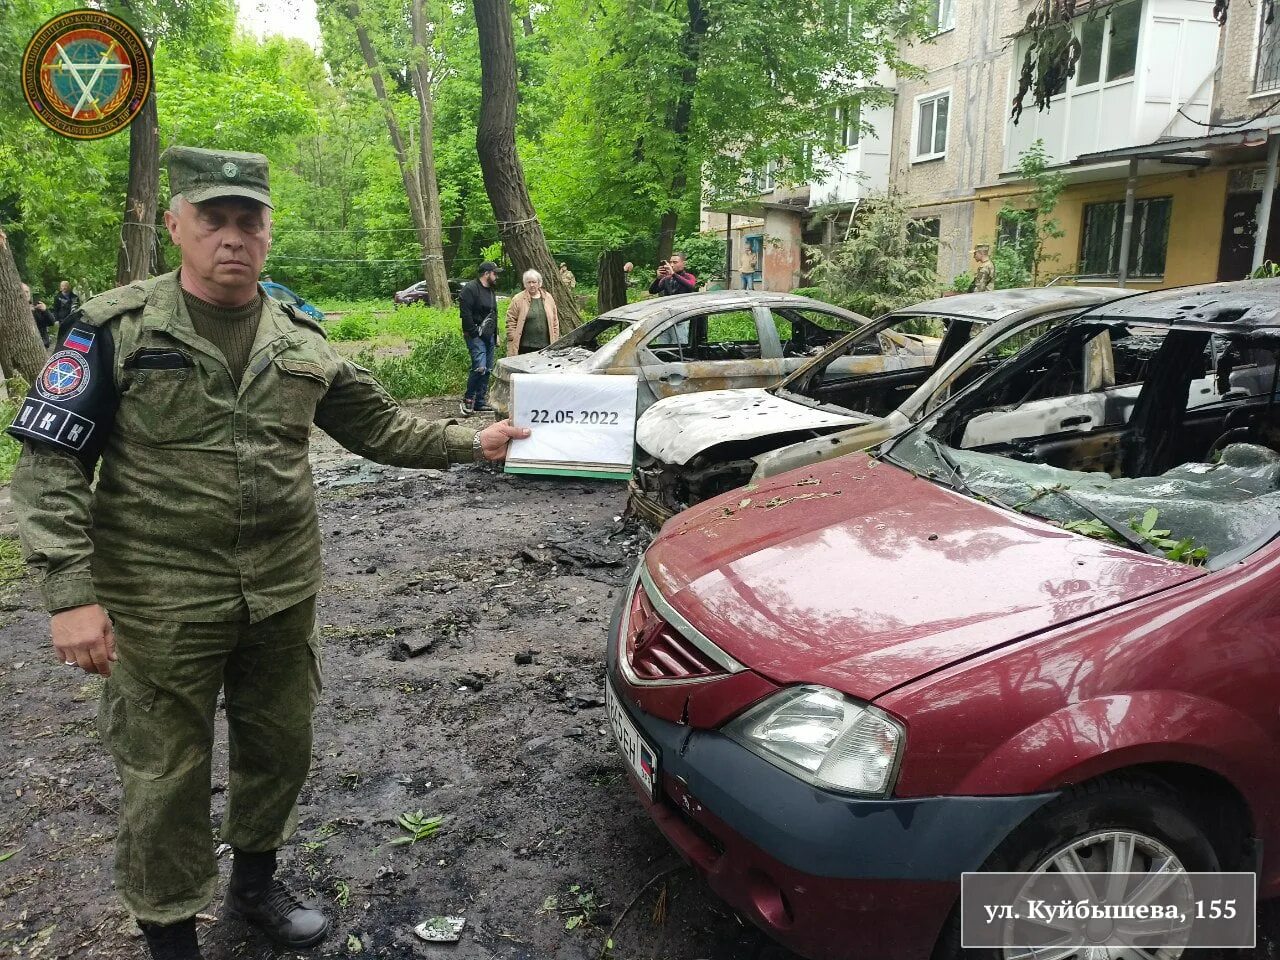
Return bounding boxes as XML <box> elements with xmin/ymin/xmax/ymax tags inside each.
<box><xmin>606</xmin><ymin>680</ymin><xmax>659</xmax><ymax>801</ymax></box>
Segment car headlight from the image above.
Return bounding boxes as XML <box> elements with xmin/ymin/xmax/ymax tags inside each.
<box><xmin>724</xmin><ymin>685</ymin><xmax>904</xmax><ymax>796</ymax></box>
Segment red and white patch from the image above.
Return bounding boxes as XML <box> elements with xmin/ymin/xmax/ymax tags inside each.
<box><xmin>36</xmin><ymin>350</ymin><xmax>91</xmax><ymax>401</ymax></box>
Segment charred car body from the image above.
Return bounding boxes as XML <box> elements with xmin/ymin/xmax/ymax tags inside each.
<box><xmin>630</xmin><ymin>287</ymin><xmax>1136</xmax><ymax>525</ymax></box>
<box><xmin>490</xmin><ymin>291</ymin><xmax>939</xmax><ymax>416</ymax></box>
<box><xmin>607</xmin><ymin>280</ymin><xmax>1280</xmax><ymax>960</ymax></box>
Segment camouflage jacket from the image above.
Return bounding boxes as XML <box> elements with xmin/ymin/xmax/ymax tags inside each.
<box><xmin>10</xmin><ymin>271</ymin><xmax>478</xmax><ymax>623</ymax></box>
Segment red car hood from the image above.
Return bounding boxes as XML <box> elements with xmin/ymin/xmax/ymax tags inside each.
<box><xmin>646</xmin><ymin>455</ymin><xmax>1203</xmax><ymax>701</ymax></box>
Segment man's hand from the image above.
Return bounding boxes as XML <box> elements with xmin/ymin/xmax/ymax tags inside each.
<box><xmin>51</xmin><ymin>604</ymin><xmax>116</xmax><ymax>675</ymax></box>
<box><xmin>477</xmin><ymin>419</ymin><xmax>530</xmax><ymax>463</ymax></box>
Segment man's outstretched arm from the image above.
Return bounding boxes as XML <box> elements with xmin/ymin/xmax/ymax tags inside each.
<box><xmin>315</xmin><ymin>358</ymin><xmax>528</xmax><ymax>467</ymax></box>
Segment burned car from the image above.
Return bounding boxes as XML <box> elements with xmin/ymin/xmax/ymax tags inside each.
<box><xmin>490</xmin><ymin>290</ymin><xmax>940</xmax><ymax>415</ymax></box>
<box><xmin>606</xmin><ymin>280</ymin><xmax>1280</xmax><ymax>960</ymax></box>
<box><xmin>629</xmin><ymin>287</ymin><xmax>1133</xmax><ymax>525</ymax></box>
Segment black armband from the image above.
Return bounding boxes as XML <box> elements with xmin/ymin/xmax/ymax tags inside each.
<box><xmin>7</xmin><ymin>321</ymin><xmax>118</xmax><ymax>470</ymax></box>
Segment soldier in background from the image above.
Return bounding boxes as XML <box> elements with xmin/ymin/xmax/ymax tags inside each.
<box><xmin>970</xmin><ymin>244</ymin><xmax>996</xmax><ymax>293</ymax></box>
<box><xmin>8</xmin><ymin>146</ymin><xmax>528</xmax><ymax>960</ymax></box>
<box><xmin>51</xmin><ymin>280</ymin><xmax>80</xmax><ymax>329</ymax></box>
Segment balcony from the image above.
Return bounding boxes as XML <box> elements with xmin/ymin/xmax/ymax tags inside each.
<box><xmin>1004</xmin><ymin>0</ymin><xmax>1219</xmax><ymax>170</ymax></box>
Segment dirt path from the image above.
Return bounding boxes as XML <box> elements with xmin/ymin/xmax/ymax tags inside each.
<box><xmin>0</xmin><ymin>402</ymin><xmax>794</xmax><ymax>960</ymax></box>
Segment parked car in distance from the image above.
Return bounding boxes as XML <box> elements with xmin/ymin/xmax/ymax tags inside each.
<box><xmin>261</xmin><ymin>281</ymin><xmax>325</xmax><ymax>322</ymax></box>
<box><xmin>393</xmin><ymin>278</ymin><xmax>464</xmax><ymax>307</ymax></box>
<box><xmin>491</xmin><ymin>290</ymin><xmax>940</xmax><ymax>416</ymax></box>
<box><xmin>606</xmin><ymin>280</ymin><xmax>1280</xmax><ymax>960</ymax></box>
<box><xmin>629</xmin><ymin>286</ymin><xmax>1130</xmax><ymax>525</ymax></box>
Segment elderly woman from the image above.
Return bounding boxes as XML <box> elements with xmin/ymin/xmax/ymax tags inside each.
<box><xmin>506</xmin><ymin>269</ymin><xmax>560</xmax><ymax>355</ymax></box>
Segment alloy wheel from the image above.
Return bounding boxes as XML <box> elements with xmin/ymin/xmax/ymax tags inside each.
<box><xmin>1001</xmin><ymin>830</ymin><xmax>1193</xmax><ymax>960</ymax></box>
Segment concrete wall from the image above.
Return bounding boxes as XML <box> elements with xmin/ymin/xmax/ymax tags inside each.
<box><xmin>889</xmin><ymin>0</ymin><xmax>1019</xmax><ymax>282</ymax></box>
<box><xmin>1214</xmin><ymin>0</ymin><xmax>1264</xmax><ymax>122</ymax></box>
<box><xmin>971</xmin><ymin>165</ymin><xmax>1230</xmax><ymax>288</ymax></box>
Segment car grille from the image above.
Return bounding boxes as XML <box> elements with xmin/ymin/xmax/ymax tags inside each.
<box><xmin>624</xmin><ymin>579</ymin><xmax>727</xmax><ymax>682</ymax></box>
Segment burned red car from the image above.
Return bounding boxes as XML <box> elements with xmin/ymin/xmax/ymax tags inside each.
<box><xmin>606</xmin><ymin>281</ymin><xmax>1280</xmax><ymax>960</ymax></box>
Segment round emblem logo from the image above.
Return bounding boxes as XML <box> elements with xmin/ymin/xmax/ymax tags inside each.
<box><xmin>222</xmin><ymin>161</ymin><xmax>239</xmax><ymax>179</ymax></box>
<box><xmin>36</xmin><ymin>351</ymin><xmax>91</xmax><ymax>401</ymax></box>
<box><xmin>20</xmin><ymin>9</ymin><xmax>152</xmax><ymax>140</ymax></box>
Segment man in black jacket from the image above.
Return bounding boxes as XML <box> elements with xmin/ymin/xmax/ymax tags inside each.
<box><xmin>52</xmin><ymin>280</ymin><xmax>80</xmax><ymax>330</ymax></box>
<box><xmin>648</xmin><ymin>252</ymin><xmax>697</xmax><ymax>297</ymax></box>
<box><xmin>459</xmin><ymin>261</ymin><xmax>501</xmax><ymax>416</ymax></box>
<box><xmin>22</xmin><ymin>283</ymin><xmax>56</xmax><ymax>348</ymax></box>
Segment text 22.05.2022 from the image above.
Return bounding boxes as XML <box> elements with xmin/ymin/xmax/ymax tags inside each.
<box><xmin>527</xmin><ymin>409</ymin><xmax>621</xmax><ymax>425</ymax></box>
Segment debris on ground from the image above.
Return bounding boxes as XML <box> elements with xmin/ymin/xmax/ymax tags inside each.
<box><xmin>414</xmin><ymin>916</ymin><xmax>466</xmax><ymax>943</ymax></box>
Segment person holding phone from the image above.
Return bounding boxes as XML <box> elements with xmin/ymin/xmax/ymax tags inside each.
<box><xmin>648</xmin><ymin>251</ymin><xmax>697</xmax><ymax>296</ymax></box>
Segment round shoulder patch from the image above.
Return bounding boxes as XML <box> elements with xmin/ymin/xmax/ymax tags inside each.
<box><xmin>36</xmin><ymin>350</ymin><xmax>91</xmax><ymax>401</ymax></box>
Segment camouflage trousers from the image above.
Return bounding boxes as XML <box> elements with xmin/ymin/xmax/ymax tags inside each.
<box><xmin>97</xmin><ymin>595</ymin><xmax>321</xmax><ymax>925</ymax></box>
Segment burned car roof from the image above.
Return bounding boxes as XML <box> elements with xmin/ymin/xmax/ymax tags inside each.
<box><xmin>1080</xmin><ymin>280</ymin><xmax>1280</xmax><ymax>331</ymax></box>
<box><xmin>598</xmin><ymin>289</ymin><xmax>868</xmax><ymax>323</ymax></box>
<box><xmin>897</xmin><ymin>286</ymin><xmax>1129</xmax><ymax>323</ymax></box>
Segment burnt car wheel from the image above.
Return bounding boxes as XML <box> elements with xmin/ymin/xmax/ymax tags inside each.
<box><xmin>934</xmin><ymin>775</ymin><xmax>1220</xmax><ymax>960</ymax></box>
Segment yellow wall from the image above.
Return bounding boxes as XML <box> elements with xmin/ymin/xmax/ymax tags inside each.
<box><xmin>970</xmin><ymin>166</ymin><xmax>1231</xmax><ymax>290</ymax></box>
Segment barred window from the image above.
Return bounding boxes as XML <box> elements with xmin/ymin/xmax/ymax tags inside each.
<box><xmin>1079</xmin><ymin>197</ymin><xmax>1172</xmax><ymax>278</ymax></box>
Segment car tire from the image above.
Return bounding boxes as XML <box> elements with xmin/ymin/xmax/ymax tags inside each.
<box><xmin>932</xmin><ymin>774</ymin><xmax>1221</xmax><ymax>960</ymax></box>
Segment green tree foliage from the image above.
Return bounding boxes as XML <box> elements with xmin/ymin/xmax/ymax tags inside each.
<box><xmin>528</xmin><ymin>0</ymin><xmax>925</xmax><ymax>265</ymax></box>
<box><xmin>993</xmin><ymin>140</ymin><xmax>1066</xmax><ymax>285</ymax></box>
<box><xmin>673</xmin><ymin>232</ymin><xmax>727</xmax><ymax>285</ymax></box>
<box><xmin>807</xmin><ymin>193</ymin><xmax>942</xmax><ymax>317</ymax></box>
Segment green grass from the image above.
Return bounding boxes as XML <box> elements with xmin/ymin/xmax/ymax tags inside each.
<box><xmin>321</xmin><ymin>301</ymin><xmax>512</xmax><ymax>400</ymax></box>
<box><xmin>0</xmin><ymin>399</ymin><xmax>20</xmax><ymax>485</ymax></box>
<box><xmin>0</xmin><ymin>537</ymin><xmax>23</xmax><ymax>586</ymax></box>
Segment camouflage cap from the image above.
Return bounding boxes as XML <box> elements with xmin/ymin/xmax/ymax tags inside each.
<box><xmin>163</xmin><ymin>146</ymin><xmax>273</xmax><ymax>209</ymax></box>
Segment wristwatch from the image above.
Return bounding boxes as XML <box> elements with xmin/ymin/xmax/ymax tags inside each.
<box><xmin>472</xmin><ymin>429</ymin><xmax>484</xmax><ymax>463</ymax></box>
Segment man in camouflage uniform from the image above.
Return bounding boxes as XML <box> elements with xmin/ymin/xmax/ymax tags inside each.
<box><xmin>8</xmin><ymin>147</ymin><xmax>528</xmax><ymax>960</ymax></box>
<box><xmin>970</xmin><ymin>244</ymin><xmax>996</xmax><ymax>293</ymax></box>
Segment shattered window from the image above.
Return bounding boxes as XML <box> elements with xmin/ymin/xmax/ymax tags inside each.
<box><xmin>889</xmin><ymin>322</ymin><xmax>1280</xmax><ymax>567</ymax></box>
<box><xmin>774</xmin><ymin>308</ymin><xmax>864</xmax><ymax>358</ymax></box>
<box><xmin>558</xmin><ymin>316</ymin><xmax>633</xmax><ymax>350</ymax></box>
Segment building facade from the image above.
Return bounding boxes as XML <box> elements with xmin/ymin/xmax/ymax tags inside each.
<box><xmin>701</xmin><ymin>0</ymin><xmax>1280</xmax><ymax>294</ymax></box>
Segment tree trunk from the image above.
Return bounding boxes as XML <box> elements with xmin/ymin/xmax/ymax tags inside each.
<box><xmin>656</xmin><ymin>0</ymin><xmax>708</xmax><ymax>263</ymax></box>
<box><xmin>597</xmin><ymin>249</ymin><xmax>626</xmax><ymax>313</ymax></box>
<box><xmin>347</xmin><ymin>1</ymin><xmax>442</xmax><ymax>300</ymax></box>
<box><xmin>472</xmin><ymin>0</ymin><xmax>581</xmax><ymax>329</ymax></box>
<box><xmin>116</xmin><ymin>87</ymin><xmax>159</xmax><ymax>284</ymax></box>
<box><xmin>411</xmin><ymin>0</ymin><xmax>452</xmax><ymax>307</ymax></box>
<box><xmin>0</xmin><ymin>229</ymin><xmax>52</xmax><ymax>386</ymax></box>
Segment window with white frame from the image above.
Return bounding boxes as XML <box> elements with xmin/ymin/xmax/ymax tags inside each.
<box><xmin>838</xmin><ymin>101</ymin><xmax>860</xmax><ymax>149</ymax></box>
<box><xmin>926</xmin><ymin>0</ymin><xmax>955</xmax><ymax>33</ymax></box>
<box><xmin>1257</xmin><ymin>5</ymin><xmax>1280</xmax><ymax>93</ymax></box>
<box><xmin>1072</xmin><ymin>2</ymin><xmax>1141</xmax><ymax>88</ymax></box>
<box><xmin>913</xmin><ymin>91</ymin><xmax>950</xmax><ymax>161</ymax></box>
<box><xmin>754</xmin><ymin>159</ymin><xmax>778</xmax><ymax>193</ymax></box>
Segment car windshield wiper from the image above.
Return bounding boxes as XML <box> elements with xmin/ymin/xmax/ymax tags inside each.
<box><xmin>920</xmin><ymin>436</ymin><xmax>1016</xmax><ymax>512</ymax></box>
<box><xmin>1045</xmin><ymin>486</ymin><xmax>1164</xmax><ymax>559</ymax></box>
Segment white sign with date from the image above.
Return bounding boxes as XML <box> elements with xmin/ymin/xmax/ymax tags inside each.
<box><xmin>504</xmin><ymin>373</ymin><xmax>639</xmax><ymax>479</ymax></box>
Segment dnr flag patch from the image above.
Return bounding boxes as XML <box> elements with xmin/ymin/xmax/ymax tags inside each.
<box><xmin>64</xmin><ymin>329</ymin><xmax>95</xmax><ymax>354</ymax></box>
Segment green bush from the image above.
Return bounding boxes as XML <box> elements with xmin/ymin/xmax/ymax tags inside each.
<box><xmin>357</xmin><ymin>330</ymin><xmax>474</xmax><ymax>400</ymax></box>
<box><xmin>330</xmin><ymin>313</ymin><xmax>376</xmax><ymax>341</ymax></box>
<box><xmin>673</xmin><ymin>232</ymin><xmax>728</xmax><ymax>284</ymax></box>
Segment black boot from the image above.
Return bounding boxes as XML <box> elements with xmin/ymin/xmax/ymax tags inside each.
<box><xmin>140</xmin><ymin>917</ymin><xmax>203</xmax><ymax>960</ymax></box>
<box><xmin>224</xmin><ymin>848</ymin><xmax>329</xmax><ymax>949</ymax></box>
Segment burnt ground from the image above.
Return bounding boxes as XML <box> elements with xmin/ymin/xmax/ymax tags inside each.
<box><xmin>0</xmin><ymin>400</ymin><xmax>794</xmax><ymax>960</ymax></box>
<box><xmin>0</xmin><ymin>399</ymin><xmax>1276</xmax><ymax>960</ymax></box>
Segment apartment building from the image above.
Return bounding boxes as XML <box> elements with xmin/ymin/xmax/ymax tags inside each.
<box><xmin>974</xmin><ymin>0</ymin><xmax>1271</xmax><ymax>289</ymax></box>
<box><xmin>702</xmin><ymin>0</ymin><xmax>1280</xmax><ymax>293</ymax></box>
<box><xmin>698</xmin><ymin>71</ymin><xmax>895</xmax><ymax>292</ymax></box>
